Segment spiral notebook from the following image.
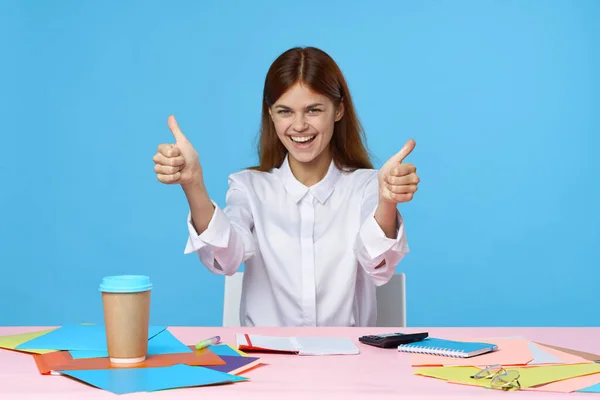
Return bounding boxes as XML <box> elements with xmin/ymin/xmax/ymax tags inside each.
<box><xmin>398</xmin><ymin>338</ymin><xmax>497</xmax><ymax>358</ymax></box>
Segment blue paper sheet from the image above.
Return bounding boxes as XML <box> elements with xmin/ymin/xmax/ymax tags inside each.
<box><xmin>485</xmin><ymin>335</ymin><xmax>564</xmax><ymax>364</ymax></box>
<box><xmin>58</xmin><ymin>364</ymin><xmax>246</xmax><ymax>394</ymax></box>
<box><xmin>528</xmin><ymin>342</ymin><xmax>564</xmax><ymax>364</ymax></box>
<box><xmin>69</xmin><ymin>329</ymin><xmax>192</xmax><ymax>359</ymax></box>
<box><xmin>15</xmin><ymin>325</ymin><xmax>166</xmax><ymax>351</ymax></box>
<box><xmin>210</xmin><ymin>344</ymin><xmax>245</xmax><ymax>357</ymax></box>
<box><xmin>577</xmin><ymin>382</ymin><xmax>600</xmax><ymax>393</ymax></box>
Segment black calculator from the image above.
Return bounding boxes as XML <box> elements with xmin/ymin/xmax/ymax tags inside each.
<box><xmin>358</xmin><ymin>332</ymin><xmax>429</xmax><ymax>348</ymax></box>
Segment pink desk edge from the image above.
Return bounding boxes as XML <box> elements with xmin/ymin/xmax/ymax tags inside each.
<box><xmin>1</xmin><ymin>326</ymin><xmax>600</xmax><ymax>399</ymax></box>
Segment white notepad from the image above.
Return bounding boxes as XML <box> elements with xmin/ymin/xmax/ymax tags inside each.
<box><xmin>235</xmin><ymin>333</ymin><xmax>360</xmax><ymax>356</ymax></box>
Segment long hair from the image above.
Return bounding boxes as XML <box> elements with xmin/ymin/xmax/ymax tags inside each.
<box><xmin>250</xmin><ymin>47</ymin><xmax>373</xmax><ymax>172</ymax></box>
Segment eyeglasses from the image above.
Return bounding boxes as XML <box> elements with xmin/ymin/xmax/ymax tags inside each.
<box><xmin>470</xmin><ymin>364</ymin><xmax>521</xmax><ymax>391</ymax></box>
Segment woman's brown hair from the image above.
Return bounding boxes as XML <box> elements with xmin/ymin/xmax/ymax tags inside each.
<box><xmin>250</xmin><ymin>47</ymin><xmax>373</xmax><ymax>172</ymax></box>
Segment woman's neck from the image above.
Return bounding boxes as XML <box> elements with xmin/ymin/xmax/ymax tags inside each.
<box><xmin>288</xmin><ymin>150</ymin><xmax>332</xmax><ymax>187</ymax></box>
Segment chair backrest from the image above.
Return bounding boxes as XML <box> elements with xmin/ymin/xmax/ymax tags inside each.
<box><xmin>375</xmin><ymin>272</ymin><xmax>406</xmax><ymax>327</ymax></box>
<box><xmin>222</xmin><ymin>271</ymin><xmax>406</xmax><ymax>327</ymax></box>
<box><xmin>222</xmin><ymin>272</ymin><xmax>244</xmax><ymax>327</ymax></box>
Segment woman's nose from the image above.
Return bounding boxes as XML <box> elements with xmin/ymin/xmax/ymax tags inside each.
<box><xmin>292</xmin><ymin>113</ymin><xmax>309</xmax><ymax>132</ymax></box>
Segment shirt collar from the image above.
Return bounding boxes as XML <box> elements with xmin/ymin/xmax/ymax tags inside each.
<box><xmin>278</xmin><ymin>154</ymin><xmax>342</xmax><ymax>204</ymax></box>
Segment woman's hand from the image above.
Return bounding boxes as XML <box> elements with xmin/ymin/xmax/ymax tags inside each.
<box><xmin>378</xmin><ymin>139</ymin><xmax>419</xmax><ymax>204</ymax></box>
<box><xmin>153</xmin><ymin>115</ymin><xmax>203</xmax><ymax>188</ymax></box>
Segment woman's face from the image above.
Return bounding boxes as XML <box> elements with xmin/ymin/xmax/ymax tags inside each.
<box><xmin>269</xmin><ymin>82</ymin><xmax>343</xmax><ymax>165</ymax></box>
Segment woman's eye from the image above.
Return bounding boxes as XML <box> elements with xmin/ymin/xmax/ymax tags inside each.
<box><xmin>308</xmin><ymin>108</ymin><xmax>323</xmax><ymax>114</ymax></box>
<box><xmin>277</xmin><ymin>109</ymin><xmax>291</xmax><ymax>115</ymax></box>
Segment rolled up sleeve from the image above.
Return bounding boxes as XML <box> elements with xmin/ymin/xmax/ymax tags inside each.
<box><xmin>353</xmin><ymin>172</ymin><xmax>410</xmax><ymax>286</ymax></box>
<box><xmin>183</xmin><ymin>175</ymin><xmax>256</xmax><ymax>276</ymax></box>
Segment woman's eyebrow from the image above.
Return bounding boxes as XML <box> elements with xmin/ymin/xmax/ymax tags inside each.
<box><xmin>306</xmin><ymin>103</ymin><xmax>324</xmax><ymax>108</ymax></box>
<box><xmin>274</xmin><ymin>102</ymin><xmax>325</xmax><ymax>109</ymax></box>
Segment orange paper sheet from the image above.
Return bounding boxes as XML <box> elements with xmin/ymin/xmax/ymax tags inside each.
<box><xmin>33</xmin><ymin>345</ymin><xmax>225</xmax><ymax>375</ymax></box>
<box><xmin>532</xmin><ymin>343</ymin><xmax>594</xmax><ymax>365</ymax></box>
<box><xmin>521</xmin><ymin>344</ymin><xmax>599</xmax><ymax>392</ymax></box>
<box><xmin>411</xmin><ymin>338</ymin><xmax>533</xmax><ymax>366</ymax></box>
<box><xmin>535</xmin><ymin>342</ymin><xmax>600</xmax><ymax>362</ymax></box>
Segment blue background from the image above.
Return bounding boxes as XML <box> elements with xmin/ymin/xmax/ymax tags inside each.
<box><xmin>1</xmin><ymin>0</ymin><xmax>598</xmax><ymax>327</ymax></box>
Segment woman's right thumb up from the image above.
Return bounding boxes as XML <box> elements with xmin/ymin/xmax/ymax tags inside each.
<box><xmin>168</xmin><ymin>115</ymin><xmax>189</xmax><ymax>143</ymax></box>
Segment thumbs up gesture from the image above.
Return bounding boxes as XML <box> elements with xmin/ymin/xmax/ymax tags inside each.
<box><xmin>153</xmin><ymin>115</ymin><xmax>202</xmax><ymax>187</ymax></box>
<box><xmin>378</xmin><ymin>139</ymin><xmax>420</xmax><ymax>204</ymax></box>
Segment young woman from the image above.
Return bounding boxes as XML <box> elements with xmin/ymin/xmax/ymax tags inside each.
<box><xmin>153</xmin><ymin>47</ymin><xmax>419</xmax><ymax>327</ymax></box>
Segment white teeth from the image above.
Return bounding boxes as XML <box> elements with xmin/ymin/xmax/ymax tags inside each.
<box><xmin>290</xmin><ymin>135</ymin><xmax>316</xmax><ymax>143</ymax></box>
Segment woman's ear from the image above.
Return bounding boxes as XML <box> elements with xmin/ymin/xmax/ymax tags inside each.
<box><xmin>335</xmin><ymin>100</ymin><xmax>345</xmax><ymax>122</ymax></box>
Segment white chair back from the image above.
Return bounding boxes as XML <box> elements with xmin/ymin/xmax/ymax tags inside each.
<box><xmin>222</xmin><ymin>272</ymin><xmax>244</xmax><ymax>327</ymax></box>
<box><xmin>376</xmin><ymin>272</ymin><xmax>406</xmax><ymax>327</ymax></box>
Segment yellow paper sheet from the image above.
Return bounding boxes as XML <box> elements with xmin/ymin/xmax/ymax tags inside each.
<box><xmin>414</xmin><ymin>363</ymin><xmax>600</xmax><ymax>389</ymax></box>
<box><xmin>0</xmin><ymin>329</ymin><xmax>58</xmax><ymax>354</ymax></box>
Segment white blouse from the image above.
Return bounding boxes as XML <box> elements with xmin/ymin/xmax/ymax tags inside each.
<box><xmin>184</xmin><ymin>155</ymin><xmax>410</xmax><ymax>327</ymax></box>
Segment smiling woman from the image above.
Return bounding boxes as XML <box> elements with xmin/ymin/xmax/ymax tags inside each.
<box><xmin>152</xmin><ymin>46</ymin><xmax>420</xmax><ymax>327</ymax></box>
<box><xmin>254</xmin><ymin>47</ymin><xmax>373</xmax><ymax>186</ymax></box>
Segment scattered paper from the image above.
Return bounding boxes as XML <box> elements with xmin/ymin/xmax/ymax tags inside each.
<box><xmin>69</xmin><ymin>329</ymin><xmax>191</xmax><ymax>359</ymax></box>
<box><xmin>58</xmin><ymin>364</ymin><xmax>246</xmax><ymax>395</ymax></box>
<box><xmin>16</xmin><ymin>325</ymin><xmax>166</xmax><ymax>352</ymax></box>
<box><xmin>0</xmin><ymin>328</ymin><xmax>58</xmax><ymax>354</ymax></box>
<box><xmin>34</xmin><ymin>346</ymin><xmax>224</xmax><ymax>375</ymax></box>
<box><xmin>415</xmin><ymin>363</ymin><xmax>600</xmax><ymax>389</ymax></box>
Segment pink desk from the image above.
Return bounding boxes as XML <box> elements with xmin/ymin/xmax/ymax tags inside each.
<box><xmin>1</xmin><ymin>326</ymin><xmax>599</xmax><ymax>399</ymax></box>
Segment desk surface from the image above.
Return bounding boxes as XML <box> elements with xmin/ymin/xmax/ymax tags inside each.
<box><xmin>1</xmin><ymin>326</ymin><xmax>599</xmax><ymax>399</ymax></box>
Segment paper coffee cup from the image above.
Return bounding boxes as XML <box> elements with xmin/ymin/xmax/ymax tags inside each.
<box><xmin>99</xmin><ymin>275</ymin><xmax>152</xmax><ymax>364</ymax></box>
